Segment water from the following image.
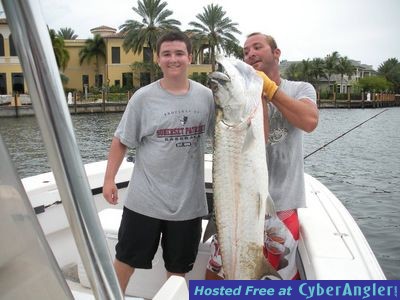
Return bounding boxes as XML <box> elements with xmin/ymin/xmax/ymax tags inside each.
<box><xmin>303</xmin><ymin>108</ymin><xmax>400</xmax><ymax>280</ymax></box>
<box><xmin>1</xmin><ymin>108</ymin><xmax>399</xmax><ymax>279</ymax></box>
<box><xmin>0</xmin><ymin>113</ymin><xmax>121</xmax><ymax>177</ymax></box>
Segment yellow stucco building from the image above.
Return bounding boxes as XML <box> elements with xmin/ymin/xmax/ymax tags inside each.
<box><xmin>0</xmin><ymin>19</ymin><xmax>211</xmax><ymax>95</ymax></box>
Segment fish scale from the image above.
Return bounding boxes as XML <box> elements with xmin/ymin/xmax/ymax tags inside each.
<box><xmin>210</xmin><ymin>57</ymin><xmax>279</xmax><ymax>279</ymax></box>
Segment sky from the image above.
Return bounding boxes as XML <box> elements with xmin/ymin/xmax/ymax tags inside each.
<box><xmin>1</xmin><ymin>0</ymin><xmax>399</xmax><ymax>70</ymax></box>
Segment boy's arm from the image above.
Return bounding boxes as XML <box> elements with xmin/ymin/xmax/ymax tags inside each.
<box><xmin>103</xmin><ymin>137</ymin><xmax>127</xmax><ymax>205</ymax></box>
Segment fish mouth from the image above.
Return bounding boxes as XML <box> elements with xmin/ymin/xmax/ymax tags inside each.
<box><xmin>208</xmin><ymin>73</ymin><xmax>229</xmax><ymax>93</ymax></box>
<box><xmin>208</xmin><ymin>63</ymin><xmax>230</xmax><ymax>93</ymax></box>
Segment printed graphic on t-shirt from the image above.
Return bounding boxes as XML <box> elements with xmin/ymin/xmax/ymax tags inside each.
<box><xmin>269</xmin><ymin>108</ymin><xmax>288</xmax><ymax>145</ymax></box>
<box><xmin>157</xmin><ymin>110</ymin><xmax>206</xmax><ymax>147</ymax></box>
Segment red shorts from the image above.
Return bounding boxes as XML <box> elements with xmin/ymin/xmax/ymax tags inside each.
<box><xmin>207</xmin><ymin>209</ymin><xmax>300</xmax><ymax>280</ymax></box>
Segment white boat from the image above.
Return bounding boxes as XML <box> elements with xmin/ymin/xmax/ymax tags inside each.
<box><xmin>0</xmin><ymin>1</ymin><xmax>385</xmax><ymax>299</ymax></box>
<box><xmin>2</xmin><ymin>150</ymin><xmax>387</xmax><ymax>299</ymax></box>
<box><xmin>20</xmin><ymin>154</ymin><xmax>386</xmax><ymax>292</ymax></box>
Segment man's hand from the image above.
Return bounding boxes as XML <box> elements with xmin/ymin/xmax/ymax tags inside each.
<box><xmin>256</xmin><ymin>71</ymin><xmax>278</xmax><ymax>101</ymax></box>
<box><xmin>103</xmin><ymin>180</ymin><xmax>119</xmax><ymax>205</ymax></box>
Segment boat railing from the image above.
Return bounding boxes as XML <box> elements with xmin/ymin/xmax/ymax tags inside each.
<box><xmin>1</xmin><ymin>0</ymin><xmax>124</xmax><ymax>298</ymax></box>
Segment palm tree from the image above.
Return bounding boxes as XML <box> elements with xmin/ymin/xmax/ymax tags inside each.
<box><xmin>79</xmin><ymin>34</ymin><xmax>106</xmax><ymax>87</ymax></box>
<box><xmin>188</xmin><ymin>4</ymin><xmax>241</xmax><ymax>71</ymax></box>
<box><xmin>223</xmin><ymin>40</ymin><xmax>243</xmax><ymax>60</ymax></box>
<box><xmin>378</xmin><ymin>58</ymin><xmax>400</xmax><ymax>93</ymax></box>
<box><xmin>284</xmin><ymin>62</ymin><xmax>302</xmax><ymax>81</ymax></box>
<box><xmin>57</xmin><ymin>27</ymin><xmax>78</xmax><ymax>40</ymax></box>
<box><xmin>336</xmin><ymin>56</ymin><xmax>355</xmax><ymax>93</ymax></box>
<box><xmin>186</xmin><ymin>31</ymin><xmax>209</xmax><ymax>64</ymax></box>
<box><xmin>49</xmin><ymin>28</ymin><xmax>70</xmax><ymax>71</ymax></box>
<box><xmin>324</xmin><ymin>51</ymin><xmax>340</xmax><ymax>93</ymax></box>
<box><xmin>378</xmin><ymin>58</ymin><xmax>398</xmax><ymax>77</ymax></box>
<box><xmin>119</xmin><ymin>0</ymin><xmax>181</xmax><ymax>82</ymax></box>
<box><xmin>300</xmin><ymin>59</ymin><xmax>313</xmax><ymax>82</ymax></box>
<box><xmin>309</xmin><ymin>58</ymin><xmax>326</xmax><ymax>92</ymax></box>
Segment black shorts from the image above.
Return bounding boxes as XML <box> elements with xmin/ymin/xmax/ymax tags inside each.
<box><xmin>115</xmin><ymin>207</ymin><xmax>202</xmax><ymax>273</ymax></box>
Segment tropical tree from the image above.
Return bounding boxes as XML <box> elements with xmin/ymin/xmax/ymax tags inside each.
<box><xmin>309</xmin><ymin>58</ymin><xmax>326</xmax><ymax>91</ymax></box>
<box><xmin>187</xmin><ymin>32</ymin><xmax>209</xmax><ymax>64</ymax></box>
<box><xmin>57</xmin><ymin>27</ymin><xmax>78</xmax><ymax>40</ymax></box>
<box><xmin>49</xmin><ymin>28</ymin><xmax>69</xmax><ymax>71</ymax></box>
<box><xmin>324</xmin><ymin>51</ymin><xmax>340</xmax><ymax>93</ymax></box>
<box><xmin>79</xmin><ymin>34</ymin><xmax>106</xmax><ymax>87</ymax></box>
<box><xmin>223</xmin><ymin>40</ymin><xmax>243</xmax><ymax>60</ymax></box>
<box><xmin>378</xmin><ymin>58</ymin><xmax>400</xmax><ymax>93</ymax></box>
<box><xmin>336</xmin><ymin>56</ymin><xmax>355</xmax><ymax>93</ymax></box>
<box><xmin>188</xmin><ymin>4</ymin><xmax>241</xmax><ymax>71</ymax></box>
<box><xmin>300</xmin><ymin>59</ymin><xmax>313</xmax><ymax>82</ymax></box>
<box><xmin>284</xmin><ymin>62</ymin><xmax>302</xmax><ymax>81</ymax></box>
<box><xmin>130</xmin><ymin>61</ymin><xmax>162</xmax><ymax>86</ymax></box>
<box><xmin>119</xmin><ymin>0</ymin><xmax>181</xmax><ymax>82</ymax></box>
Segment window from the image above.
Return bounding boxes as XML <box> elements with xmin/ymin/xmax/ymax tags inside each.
<box><xmin>143</xmin><ymin>47</ymin><xmax>152</xmax><ymax>63</ymax></box>
<box><xmin>9</xmin><ymin>35</ymin><xmax>17</xmax><ymax>56</ymax></box>
<box><xmin>140</xmin><ymin>72</ymin><xmax>150</xmax><ymax>87</ymax></box>
<box><xmin>122</xmin><ymin>72</ymin><xmax>133</xmax><ymax>89</ymax></box>
<box><xmin>112</xmin><ymin>47</ymin><xmax>120</xmax><ymax>64</ymax></box>
<box><xmin>0</xmin><ymin>73</ymin><xmax>6</xmax><ymax>94</ymax></box>
<box><xmin>82</xmin><ymin>75</ymin><xmax>89</xmax><ymax>91</ymax></box>
<box><xmin>12</xmin><ymin>73</ymin><xmax>24</xmax><ymax>94</ymax></box>
<box><xmin>0</xmin><ymin>34</ymin><xmax>4</xmax><ymax>56</ymax></box>
<box><xmin>95</xmin><ymin>74</ymin><xmax>103</xmax><ymax>88</ymax></box>
<box><xmin>114</xmin><ymin>80</ymin><xmax>120</xmax><ymax>87</ymax></box>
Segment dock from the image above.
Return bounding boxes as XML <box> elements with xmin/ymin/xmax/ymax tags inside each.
<box><xmin>0</xmin><ymin>93</ymin><xmax>129</xmax><ymax>117</ymax></box>
<box><xmin>318</xmin><ymin>93</ymin><xmax>400</xmax><ymax>109</ymax></box>
<box><xmin>1</xmin><ymin>93</ymin><xmax>400</xmax><ymax>117</ymax></box>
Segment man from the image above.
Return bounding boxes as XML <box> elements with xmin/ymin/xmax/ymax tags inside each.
<box><xmin>206</xmin><ymin>32</ymin><xmax>318</xmax><ymax>280</ymax></box>
<box><xmin>103</xmin><ymin>31</ymin><xmax>214</xmax><ymax>293</ymax></box>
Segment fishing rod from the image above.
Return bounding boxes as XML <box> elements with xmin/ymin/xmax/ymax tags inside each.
<box><xmin>303</xmin><ymin>108</ymin><xmax>389</xmax><ymax>160</ymax></box>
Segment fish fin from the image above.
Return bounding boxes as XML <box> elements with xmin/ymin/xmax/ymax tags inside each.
<box><xmin>241</xmin><ymin>122</ymin><xmax>255</xmax><ymax>153</ymax></box>
<box><xmin>260</xmin><ymin>274</ymin><xmax>282</xmax><ymax>280</ymax></box>
<box><xmin>203</xmin><ymin>217</ymin><xmax>217</xmax><ymax>243</ymax></box>
<box><xmin>257</xmin><ymin>193</ymin><xmax>266</xmax><ymax>224</ymax></box>
<box><xmin>260</xmin><ymin>258</ymin><xmax>283</xmax><ymax>280</ymax></box>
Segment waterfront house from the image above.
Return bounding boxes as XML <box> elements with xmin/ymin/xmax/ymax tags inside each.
<box><xmin>0</xmin><ymin>19</ymin><xmax>211</xmax><ymax>96</ymax></box>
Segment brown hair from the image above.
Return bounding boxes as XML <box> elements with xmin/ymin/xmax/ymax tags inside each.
<box><xmin>247</xmin><ymin>32</ymin><xmax>278</xmax><ymax>51</ymax></box>
<box><xmin>156</xmin><ymin>31</ymin><xmax>192</xmax><ymax>56</ymax></box>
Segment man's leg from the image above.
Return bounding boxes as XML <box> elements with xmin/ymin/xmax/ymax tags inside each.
<box><xmin>264</xmin><ymin>209</ymin><xmax>300</xmax><ymax>280</ymax></box>
<box><xmin>205</xmin><ymin>235</ymin><xmax>224</xmax><ymax>279</ymax></box>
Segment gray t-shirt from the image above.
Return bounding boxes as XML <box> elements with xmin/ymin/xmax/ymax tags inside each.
<box><xmin>115</xmin><ymin>80</ymin><xmax>215</xmax><ymax>221</ymax></box>
<box><xmin>267</xmin><ymin>78</ymin><xmax>316</xmax><ymax>211</ymax></box>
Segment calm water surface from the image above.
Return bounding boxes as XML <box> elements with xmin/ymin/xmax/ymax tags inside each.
<box><xmin>1</xmin><ymin>108</ymin><xmax>399</xmax><ymax>279</ymax></box>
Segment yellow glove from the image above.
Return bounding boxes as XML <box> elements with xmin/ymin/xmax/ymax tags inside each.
<box><xmin>256</xmin><ymin>71</ymin><xmax>278</xmax><ymax>101</ymax></box>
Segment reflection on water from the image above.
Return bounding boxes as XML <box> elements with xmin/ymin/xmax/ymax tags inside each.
<box><xmin>1</xmin><ymin>108</ymin><xmax>399</xmax><ymax>279</ymax></box>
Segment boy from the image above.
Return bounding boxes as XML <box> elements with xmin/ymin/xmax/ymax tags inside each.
<box><xmin>103</xmin><ymin>31</ymin><xmax>214</xmax><ymax>293</ymax></box>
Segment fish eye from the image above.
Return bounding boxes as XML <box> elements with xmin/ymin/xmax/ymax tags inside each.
<box><xmin>207</xmin><ymin>79</ymin><xmax>219</xmax><ymax>93</ymax></box>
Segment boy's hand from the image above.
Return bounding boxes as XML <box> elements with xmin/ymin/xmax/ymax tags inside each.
<box><xmin>103</xmin><ymin>181</ymin><xmax>119</xmax><ymax>205</ymax></box>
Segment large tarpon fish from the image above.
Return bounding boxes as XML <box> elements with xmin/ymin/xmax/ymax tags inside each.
<box><xmin>208</xmin><ymin>56</ymin><xmax>279</xmax><ymax>280</ymax></box>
